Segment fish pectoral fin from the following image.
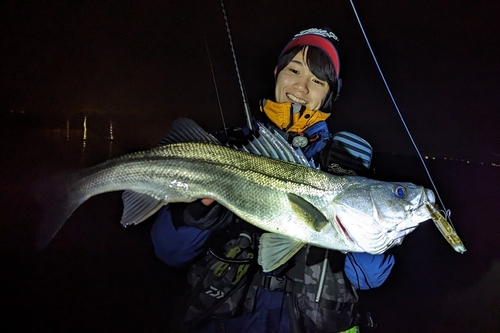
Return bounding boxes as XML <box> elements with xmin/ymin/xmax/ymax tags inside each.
<box><xmin>258</xmin><ymin>233</ymin><xmax>306</xmax><ymax>272</ymax></box>
<box><xmin>120</xmin><ymin>191</ymin><xmax>165</xmax><ymax>226</ymax></box>
<box><xmin>287</xmin><ymin>193</ymin><xmax>329</xmax><ymax>231</ymax></box>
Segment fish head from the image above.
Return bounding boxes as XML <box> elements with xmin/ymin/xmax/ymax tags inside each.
<box><xmin>332</xmin><ymin>178</ymin><xmax>435</xmax><ymax>252</ymax></box>
<box><xmin>369</xmin><ymin>181</ymin><xmax>435</xmax><ymax>225</ymax></box>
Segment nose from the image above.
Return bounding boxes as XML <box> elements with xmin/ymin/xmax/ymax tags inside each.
<box><xmin>293</xmin><ymin>78</ymin><xmax>309</xmax><ymax>94</ymax></box>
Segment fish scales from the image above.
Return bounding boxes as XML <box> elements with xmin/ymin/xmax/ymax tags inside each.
<box><xmin>36</xmin><ymin>138</ymin><xmax>437</xmax><ymax>267</ymax></box>
<box><xmin>36</xmin><ymin>118</ymin><xmax>466</xmax><ymax>271</ymax></box>
<box><xmin>35</xmin><ymin>118</ymin><xmax>466</xmax><ymax>271</ymax></box>
<box><xmin>85</xmin><ymin>143</ymin><xmax>349</xmax><ymax>241</ymax></box>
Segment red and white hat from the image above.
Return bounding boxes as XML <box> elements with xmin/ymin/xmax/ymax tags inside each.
<box><xmin>279</xmin><ymin>27</ymin><xmax>341</xmax><ymax>80</ymax></box>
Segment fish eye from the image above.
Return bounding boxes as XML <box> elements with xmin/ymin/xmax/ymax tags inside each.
<box><xmin>393</xmin><ymin>186</ymin><xmax>407</xmax><ymax>198</ymax></box>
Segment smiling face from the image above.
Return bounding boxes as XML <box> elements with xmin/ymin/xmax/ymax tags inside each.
<box><xmin>275</xmin><ymin>47</ymin><xmax>330</xmax><ymax>111</ymax></box>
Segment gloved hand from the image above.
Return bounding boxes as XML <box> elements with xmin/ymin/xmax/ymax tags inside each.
<box><xmin>213</xmin><ymin>126</ymin><xmax>254</xmax><ymax>147</ymax></box>
<box><xmin>182</xmin><ymin>199</ymin><xmax>234</xmax><ymax>231</ymax></box>
<box><xmin>200</xmin><ymin>198</ymin><xmax>215</xmax><ymax>206</ymax></box>
<box><xmin>320</xmin><ymin>138</ymin><xmax>371</xmax><ymax>177</ymax></box>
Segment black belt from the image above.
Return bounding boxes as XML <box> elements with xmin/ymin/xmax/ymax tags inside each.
<box><xmin>255</xmin><ymin>275</ymin><xmax>302</xmax><ymax>293</ymax></box>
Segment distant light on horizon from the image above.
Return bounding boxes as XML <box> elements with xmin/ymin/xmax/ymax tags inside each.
<box><xmin>426</xmin><ymin>155</ymin><xmax>497</xmax><ymax>167</ymax></box>
<box><xmin>6</xmin><ymin>113</ymin><xmax>500</xmax><ymax>169</ymax></box>
<box><xmin>109</xmin><ymin>119</ymin><xmax>114</xmax><ymax>141</ymax></box>
<box><xmin>83</xmin><ymin>115</ymin><xmax>87</xmax><ymax>148</ymax></box>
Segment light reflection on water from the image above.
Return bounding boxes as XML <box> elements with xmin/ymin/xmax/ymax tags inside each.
<box><xmin>37</xmin><ymin>129</ymin><xmax>116</xmax><ymax>167</ymax></box>
<box><xmin>27</xmin><ymin>114</ymin><xmax>125</xmax><ymax>167</ymax></box>
<box><xmin>33</xmin><ymin>114</ymin><xmax>500</xmax><ymax>169</ymax></box>
<box><xmin>4</xmin><ymin>109</ymin><xmax>499</xmax><ymax>168</ymax></box>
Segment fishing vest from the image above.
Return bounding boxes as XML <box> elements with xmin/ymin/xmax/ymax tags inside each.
<box><xmin>179</xmin><ymin>105</ymin><xmax>372</xmax><ymax>332</ymax></box>
<box><xmin>180</xmin><ymin>224</ymin><xmax>367</xmax><ymax>333</ymax></box>
<box><xmin>179</xmin><ymin>221</ymin><xmax>259</xmax><ymax>331</ymax></box>
<box><xmin>251</xmin><ymin>246</ymin><xmax>364</xmax><ymax>333</ymax></box>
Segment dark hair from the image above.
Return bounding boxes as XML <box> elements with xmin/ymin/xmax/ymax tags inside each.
<box><xmin>276</xmin><ymin>45</ymin><xmax>339</xmax><ymax>111</ymax></box>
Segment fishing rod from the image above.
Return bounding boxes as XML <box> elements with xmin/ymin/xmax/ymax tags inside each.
<box><xmin>220</xmin><ymin>0</ymin><xmax>253</xmax><ymax>132</ymax></box>
<box><xmin>197</xmin><ymin>8</ymin><xmax>228</xmax><ymax>134</ymax></box>
<box><xmin>198</xmin><ymin>0</ymin><xmax>252</xmax><ymax>132</ymax></box>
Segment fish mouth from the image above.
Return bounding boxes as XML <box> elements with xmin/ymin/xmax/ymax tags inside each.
<box><xmin>425</xmin><ymin>188</ymin><xmax>436</xmax><ymax>205</ymax></box>
<box><xmin>412</xmin><ymin>188</ymin><xmax>437</xmax><ymax>221</ymax></box>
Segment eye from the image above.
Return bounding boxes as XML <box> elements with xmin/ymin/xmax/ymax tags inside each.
<box><xmin>393</xmin><ymin>186</ymin><xmax>407</xmax><ymax>198</ymax></box>
<box><xmin>312</xmin><ymin>78</ymin><xmax>325</xmax><ymax>85</ymax></box>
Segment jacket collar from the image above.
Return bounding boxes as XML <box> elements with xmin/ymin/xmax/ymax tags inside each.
<box><xmin>259</xmin><ymin>99</ymin><xmax>330</xmax><ymax>133</ymax></box>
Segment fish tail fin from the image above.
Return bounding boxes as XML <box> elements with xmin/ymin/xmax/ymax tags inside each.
<box><xmin>33</xmin><ymin>173</ymin><xmax>82</xmax><ymax>250</ymax></box>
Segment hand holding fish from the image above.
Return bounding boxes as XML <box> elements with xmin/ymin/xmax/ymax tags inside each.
<box><xmin>201</xmin><ymin>198</ymin><xmax>215</xmax><ymax>206</ymax></box>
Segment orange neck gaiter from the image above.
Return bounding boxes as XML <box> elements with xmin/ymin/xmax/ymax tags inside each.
<box><xmin>260</xmin><ymin>99</ymin><xmax>330</xmax><ymax>133</ymax></box>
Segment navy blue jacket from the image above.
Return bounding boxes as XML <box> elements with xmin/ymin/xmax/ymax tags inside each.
<box><xmin>151</xmin><ymin>120</ymin><xmax>391</xmax><ymax>332</ymax></box>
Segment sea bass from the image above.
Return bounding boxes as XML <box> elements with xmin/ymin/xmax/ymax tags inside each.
<box><xmin>36</xmin><ymin>119</ymin><xmax>440</xmax><ymax>271</ymax></box>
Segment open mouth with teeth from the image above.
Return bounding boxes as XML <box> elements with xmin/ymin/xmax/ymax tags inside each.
<box><xmin>287</xmin><ymin>93</ymin><xmax>307</xmax><ymax>105</ymax></box>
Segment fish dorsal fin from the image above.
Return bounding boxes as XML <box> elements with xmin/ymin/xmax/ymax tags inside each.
<box><xmin>120</xmin><ymin>118</ymin><xmax>219</xmax><ymax>227</ymax></box>
<box><xmin>120</xmin><ymin>119</ymin><xmax>312</xmax><ymax>227</ymax></box>
<box><xmin>244</xmin><ymin>121</ymin><xmax>310</xmax><ymax>166</ymax></box>
<box><xmin>158</xmin><ymin>118</ymin><xmax>220</xmax><ymax>145</ymax></box>
<box><xmin>120</xmin><ymin>191</ymin><xmax>165</xmax><ymax>227</ymax></box>
<box><xmin>287</xmin><ymin>193</ymin><xmax>329</xmax><ymax>231</ymax></box>
<box><xmin>251</xmin><ymin>131</ymin><xmax>278</xmax><ymax>159</ymax></box>
<box><xmin>258</xmin><ymin>233</ymin><xmax>305</xmax><ymax>272</ymax></box>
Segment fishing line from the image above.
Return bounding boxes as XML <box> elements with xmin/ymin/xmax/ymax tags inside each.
<box><xmin>349</xmin><ymin>0</ymin><xmax>453</xmax><ymax>223</ymax></box>
<box><xmin>214</xmin><ymin>1</ymin><xmax>456</xmax><ymax>230</ymax></box>
<box><xmin>197</xmin><ymin>8</ymin><xmax>227</xmax><ymax>134</ymax></box>
<box><xmin>220</xmin><ymin>0</ymin><xmax>253</xmax><ymax>131</ymax></box>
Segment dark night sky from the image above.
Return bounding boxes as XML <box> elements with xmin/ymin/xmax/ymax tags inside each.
<box><xmin>2</xmin><ymin>0</ymin><xmax>500</xmax><ymax>162</ymax></box>
<box><xmin>2</xmin><ymin>2</ymin><xmax>500</xmax><ymax>332</ymax></box>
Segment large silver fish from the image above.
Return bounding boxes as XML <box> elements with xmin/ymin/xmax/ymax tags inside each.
<box><xmin>36</xmin><ymin>119</ymin><xmax>447</xmax><ymax>272</ymax></box>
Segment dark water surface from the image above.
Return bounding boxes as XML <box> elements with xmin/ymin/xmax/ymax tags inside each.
<box><xmin>1</xmin><ymin>126</ymin><xmax>499</xmax><ymax>333</ymax></box>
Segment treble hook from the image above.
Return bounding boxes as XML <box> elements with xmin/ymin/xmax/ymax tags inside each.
<box><xmin>425</xmin><ymin>201</ymin><xmax>466</xmax><ymax>254</ymax></box>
